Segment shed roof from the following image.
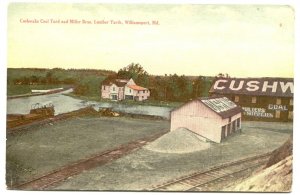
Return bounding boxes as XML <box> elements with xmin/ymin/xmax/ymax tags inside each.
<box><xmin>171</xmin><ymin>97</ymin><xmax>242</xmax><ymax>119</ymax></box>
<box><xmin>209</xmin><ymin>77</ymin><xmax>293</xmax><ymax>98</ymax></box>
<box><xmin>199</xmin><ymin>97</ymin><xmax>242</xmax><ymax>119</ymax></box>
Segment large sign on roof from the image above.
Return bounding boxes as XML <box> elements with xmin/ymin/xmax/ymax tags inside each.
<box><xmin>209</xmin><ymin>78</ymin><xmax>293</xmax><ymax>97</ymax></box>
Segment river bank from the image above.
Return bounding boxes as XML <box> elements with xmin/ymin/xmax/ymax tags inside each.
<box><xmin>7</xmin><ymin>89</ymin><xmax>176</xmax><ymax>119</ymax></box>
<box><xmin>7</xmin><ymin>87</ymin><xmax>71</xmax><ymax>99</ymax></box>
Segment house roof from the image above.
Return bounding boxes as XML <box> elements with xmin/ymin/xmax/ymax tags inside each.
<box><xmin>209</xmin><ymin>77</ymin><xmax>293</xmax><ymax>97</ymax></box>
<box><xmin>102</xmin><ymin>77</ymin><xmax>147</xmax><ymax>90</ymax></box>
<box><xmin>115</xmin><ymin>81</ymin><xmax>127</xmax><ymax>87</ymax></box>
<box><xmin>116</xmin><ymin>79</ymin><xmax>129</xmax><ymax>83</ymax></box>
<box><xmin>102</xmin><ymin>77</ymin><xmax>116</xmax><ymax>85</ymax></box>
<box><xmin>127</xmin><ymin>85</ymin><xmax>147</xmax><ymax>91</ymax></box>
<box><xmin>199</xmin><ymin>97</ymin><xmax>243</xmax><ymax>119</ymax></box>
<box><xmin>102</xmin><ymin>77</ymin><xmax>129</xmax><ymax>87</ymax></box>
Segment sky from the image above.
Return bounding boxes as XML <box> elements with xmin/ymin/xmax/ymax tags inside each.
<box><xmin>7</xmin><ymin>3</ymin><xmax>294</xmax><ymax>77</ymax></box>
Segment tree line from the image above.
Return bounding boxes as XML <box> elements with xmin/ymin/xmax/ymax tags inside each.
<box><xmin>10</xmin><ymin>68</ymin><xmax>114</xmax><ymax>85</ymax></box>
<box><xmin>12</xmin><ymin>72</ymin><xmax>76</xmax><ymax>85</ymax></box>
<box><xmin>9</xmin><ymin>64</ymin><xmax>220</xmax><ymax>102</ymax></box>
<box><xmin>115</xmin><ymin>63</ymin><xmax>213</xmax><ymax>102</ymax></box>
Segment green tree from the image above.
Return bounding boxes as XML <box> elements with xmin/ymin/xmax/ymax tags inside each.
<box><xmin>192</xmin><ymin>76</ymin><xmax>206</xmax><ymax>98</ymax></box>
<box><xmin>29</xmin><ymin>75</ymin><xmax>40</xmax><ymax>84</ymax></box>
<box><xmin>46</xmin><ymin>72</ymin><xmax>53</xmax><ymax>84</ymax></box>
<box><xmin>117</xmin><ymin>63</ymin><xmax>149</xmax><ymax>86</ymax></box>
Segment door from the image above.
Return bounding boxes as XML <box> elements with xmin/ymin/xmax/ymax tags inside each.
<box><xmin>221</xmin><ymin>126</ymin><xmax>226</xmax><ymax>140</ymax></box>
<box><xmin>227</xmin><ymin>123</ymin><xmax>231</xmax><ymax>135</ymax></box>
<box><xmin>237</xmin><ymin>118</ymin><xmax>241</xmax><ymax>129</ymax></box>
<box><xmin>125</xmin><ymin>95</ymin><xmax>134</xmax><ymax>100</ymax></box>
<box><xmin>111</xmin><ymin>94</ymin><xmax>117</xmax><ymax>100</ymax></box>
<box><xmin>232</xmin><ymin>120</ymin><xmax>236</xmax><ymax>133</ymax></box>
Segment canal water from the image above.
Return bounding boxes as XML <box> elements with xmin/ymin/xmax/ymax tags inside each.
<box><xmin>7</xmin><ymin>89</ymin><xmax>172</xmax><ymax>119</ymax></box>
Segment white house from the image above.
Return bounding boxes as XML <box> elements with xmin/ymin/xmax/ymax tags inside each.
<box><xmin>101</xmin><ymin>78</ymin><xmax>150</xmax><ymax>101</ymax></box>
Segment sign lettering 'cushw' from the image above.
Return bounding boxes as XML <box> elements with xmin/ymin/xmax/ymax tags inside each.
<box><xmin>213</xmin><ymin>79</ymin><xmax>294</xmax><ymax>94</ymax></box>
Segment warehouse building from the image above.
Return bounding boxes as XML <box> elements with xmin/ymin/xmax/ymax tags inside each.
<box><xmin>170</xmin><ymin>97</ymin><xmax>242</xmax><ymax>143</ymax></box>
<box><xmin>209</xmin><ymin>77</ymin><xmax>293</xmax><ymax>122</ymax></box>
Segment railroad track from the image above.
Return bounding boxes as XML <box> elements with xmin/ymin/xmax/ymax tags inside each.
<box><xmin>148</xmin><ymin>152</ymin><xmax>271</xmax><ymax>191</ymax></box>
<box><xmin>12</xmin><ymin>131</ymin><xmax>167</xmax><ymax>190</ymax></box>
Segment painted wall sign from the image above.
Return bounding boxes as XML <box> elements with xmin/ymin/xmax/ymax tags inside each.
<box><xmin>242</xmin><ymin>107</ymin><xmax>274</xmax><ymax>118</ymax></box>
<box><xmin>211</xmin><ymin>78</ymin><xmax>294</xmax><ymax>97</ymax></box>
<box><xmin>268</xmin><ymin>104</ymin><xmax>288</xmax><ymax>111</ymax></box>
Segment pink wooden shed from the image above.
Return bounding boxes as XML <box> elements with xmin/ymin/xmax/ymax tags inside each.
<box><xmin>170</xmin><ymin>97</ymin><xmax>242</xmax><ymax>143</ymax></box>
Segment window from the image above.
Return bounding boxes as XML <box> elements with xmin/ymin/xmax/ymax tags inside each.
<box><xmin>129</xmin><ymin>89</ymin><xmax>131</xmax><ymax>93</ymax></box>
<box><xmin>234</xmin><ymin>96</ymin><xmax>239</xmax><ymax>102</ymax></box>
<box><xmin>103</xmin><ymin>86</ymin><xmax>106</xmax><ymax>90</ymax></box>
<box><xmin>290</xmin><ymin>99</ymin><xmax>293</xmax><ymax>106</ymax></box>
<box><xmin>275</xmin><ymin>110</ymin><xmax>281</xmax><ymax>118</ymax></box>
<box><xmin>251</xmin><ymin>97</ymin><xmax>257</xmax><ymax>103</ymax></box>
<box><xmin>276</xmin><ymin>98</ymin><xmax>281</xmax><ymax>105</ymax></box>
<box><xmin>113</xmin><ymin>87</ymin><xmax>115</xmax><ymax>91</ymax></box>
<box><xmin>288</xmin><ymin>111</ymin><xmax>293</xmax><ymax>120</ymax></box>
<box><xmin>143</xmin><ymin>90</ymin><xmax>145</xmax><ymax>93</ymax></box>
<box><xmin>142</xmin><ymin>96</ymin><xmax>144</xmax><ymax>99</ymax></box>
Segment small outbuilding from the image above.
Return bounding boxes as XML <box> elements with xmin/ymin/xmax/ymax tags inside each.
<box><xmin>170</xmin><ymin>97</ymin><xmax>243</xmax><ymax>143</ymax></box>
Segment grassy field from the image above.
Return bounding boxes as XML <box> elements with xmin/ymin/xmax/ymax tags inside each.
<box><xmin>52</xmin><ymin>121</ymin><xmax>292</xmax><ymax>191</ymax></box>
<box><xmin>6</xmin><ymin>116</ymin><xmax>169</xmax><ymax>187</ymax></box>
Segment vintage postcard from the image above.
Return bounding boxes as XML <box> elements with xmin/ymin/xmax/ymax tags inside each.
<box><xmin>6</xmin><ymin>3</ymin><xmax>294</xmax><ymax>192</ymax></box>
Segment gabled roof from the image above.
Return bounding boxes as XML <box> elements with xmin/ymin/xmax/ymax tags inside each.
<box><xmin>209</xmin><ymin>77</ymin><xmax>293</xmax><ymax>97</ymax></box>
<box><xmin>200</xmin><ymin>97</ymin><xmax>242</xmax><ymax>119</ymax></box>
<box><xmin>127</xmin><ymin>85</ymin><xmax>147</xmax><ymax>91</ymax></box>
<box><xmin>102</xmin><ymin>77</ymin><xmax>116</xmax><ymax>85</ymax></box>
<box><xmin>171</xmin><ymin>97</ymin><xmax>242</xmax><ymax>119</ymax></box>
<box><xmin>116</xmin><ymin>79</ymin><xmax>129</xmax><ymax>83</ymax></box>
<box><xmin>102</xmin><ymin>77</ymin><xmax>129</xmax><ymax>87</ymax></box>
<box><xmin>115</xmin><ymin>81</ymin><xmax>127</xmax><ymax>87</ymax></box>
